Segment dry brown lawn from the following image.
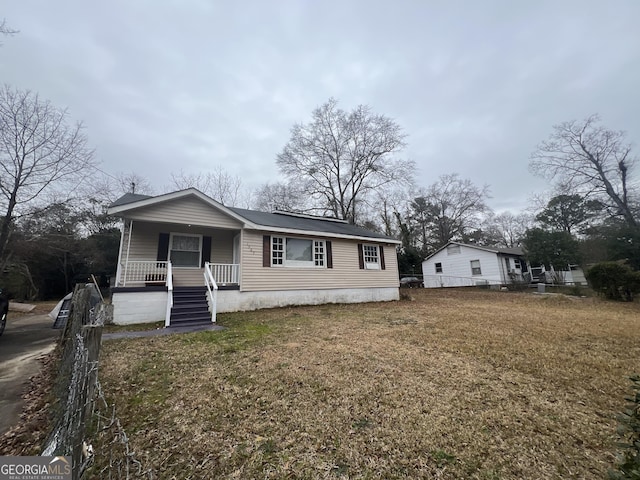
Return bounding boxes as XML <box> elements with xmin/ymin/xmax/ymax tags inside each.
<box><xmin>93</xmin><ymin>289</ymin><xmax>640</xmax><ymax>479</ymax></box>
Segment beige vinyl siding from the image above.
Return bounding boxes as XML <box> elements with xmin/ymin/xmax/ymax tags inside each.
<box><xmin>210</xmin><ymin>230</ymin><xmax>234</xmax><ymax>264</ymax></box>
<box><xmin>240</xmin><ymin>230</ymin><xmax>399</xmax><ymax>292</ymax></box>
<box><xmin>124</xmin><ymin>195</ymin><xmax>242</xmax><ymax>229</ymax></box>
<box><xmin>123</xmin><ymin>221</ymin><xmax>164</xmax><ymax>264</ymax></box>
<box><xmin>172</xmin><ymin>269</ymin><xmax>204</xmax><ymax>286</ymax></box>
<box><xmin>125</xmin><ymin>222</ymin><xmax>236</xmax><ymax>262</ymax></box>
<box><xmin>121</xmin><ymin>221</ymin><xmax>237</xmax><ymax>286</ymax></box>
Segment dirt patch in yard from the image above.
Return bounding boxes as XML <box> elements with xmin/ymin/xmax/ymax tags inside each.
<box><xmin>91</xmin><ymin>289</ymin><xmax>640</xmax><ymax>479</ymax></box>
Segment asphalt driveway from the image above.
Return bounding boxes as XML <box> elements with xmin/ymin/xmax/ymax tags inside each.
<box><xmin>0</xmin><ymin>313</ymin><xmax>60</xmax><ymax>435</ymax></box>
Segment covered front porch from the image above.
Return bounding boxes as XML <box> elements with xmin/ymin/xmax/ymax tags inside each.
<box><xmin>112</xmin><ymin>220</ymin><xmax>241</xmax><ymax>327</ymax></box>
<box><xmin>113</xmin><ymin>219</ymin><xmax>241</xmax><ymax>288</ymax></box>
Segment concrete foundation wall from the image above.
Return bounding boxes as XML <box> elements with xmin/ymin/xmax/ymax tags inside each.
<box><xmin>216</xmin><ymin>287</ymin><xmax>399</xmax><ymax>313</ymax></box>
<box><xmin>111</xmin><ymin>287</ymin><xmax>399</xmax><ymax>324</ymax></box>
<box><xmin>112</xmin><ymin>291</ymin><xmax>167</xmax><ymax>325</ymax></box>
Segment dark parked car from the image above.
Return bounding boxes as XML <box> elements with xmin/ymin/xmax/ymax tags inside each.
<box><xmin>0</xmin><ymin>288</ymin><xmax>8</xmax><ymax>336</ymax></box>
<box><xmin>400</xmin><ymin>276</ymin><xmax>423</xmax><ymax>288</ymax></box>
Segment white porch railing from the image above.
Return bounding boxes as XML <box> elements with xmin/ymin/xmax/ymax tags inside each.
<box><xmin>209</xmin><ymin>263</ymin><xmax>239</xmax><ymax>285</ymax></box>
<box><xmin>121</xmin><ymin>261</ymin><xmax>169</xmax><ymax>287</ymax></box>
<box><xmin>204</xmin><ymin>262</ymin><xmax>218</xmax><ymax>323</ymax></box>
<box><xmin>164</xmin><ymin>262</ymin><xmax>173</xmax><ymax>327</ymax></box>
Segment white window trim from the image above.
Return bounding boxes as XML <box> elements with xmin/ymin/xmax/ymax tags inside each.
<box><xmin>271</xmin><ymin>236</ymin><xmax>326</xmax><ymax>268</ymax></box>
<box><xmin>363</xmin><ymin>244</ymin><xmax>380</xmax><ymax>270</ymax></box>
<box><xmin>435</xmin><ymin>262</ymin><xmax>443</xmax><ymax>273</ymax></box>
<box><xmin>169</xmin><ymin>232</ymin><xmax>202</xmax><ymax>269</ymax></box>
<box><xmin>272</xmin><ymin>236</ymin><xmax>284</xmax><ymax>267</ymax></box>
<box><xmin>470</xmin><ymin>259</ymin><xmax>482</xmax><ymax>276</ymax></box>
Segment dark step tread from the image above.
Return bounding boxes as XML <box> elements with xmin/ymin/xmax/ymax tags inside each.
<box><xmin>173</xmin><ymin>301</ymin><xmax>207</xmax><ymax>305</ymax></box>
<box><xmin>171</xmin><ymin>312</ymin><xmax>210</xmax><ymax>318</ymax></box>
<box><xmin>171</xmin><ymin>306</ymin><xmax>210</xmax><ymax>313</ymax></box>
<box><xmin>169</xmin><ymin>318</ymin><xmax>213</xmax><ymax>327</ymax></box>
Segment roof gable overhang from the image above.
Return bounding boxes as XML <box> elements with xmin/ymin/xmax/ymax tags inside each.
<box><xmin>423</xmin><ymin>241</ymin><xmax>523</xmax><ymax>262</ymax></box>
<box><xmin>107</xmin><ymin>188</ymin><xmax>400</xmax><ymax>244</ymax></box>
<box><xmin>107</xmin><ymin>188</ymin><xmax>252</xmax><ymax>227</ymax></box>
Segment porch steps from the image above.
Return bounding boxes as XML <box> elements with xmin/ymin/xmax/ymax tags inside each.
<box><xmin>169</xmin><ymin>286</ymin><xmax>212</xmax><ymax>327</ymax></box>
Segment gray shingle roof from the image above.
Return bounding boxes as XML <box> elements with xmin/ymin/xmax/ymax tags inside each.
<box><xmin>496</xmin><ymin>246</ymin><xmax>524</xmax><ymax>256</ymax></box>
<box><xmin>109</xmin><ymin>192</ymin><xmax>152</xmax><ymax>207</ymax></box>
<box><xmin>423</xmin><ymin>242</ymin><xmax>524</xmax><ymax>262</ymax></box>
<box><xmin>109</xmin><ymin>191</ymin><xmax>396</xmax><ymax>242</ymax></box>
<box><xmin>229</xmin><ymin>207</ymin><xmax>395</xmax><ymax>241</ymax></box>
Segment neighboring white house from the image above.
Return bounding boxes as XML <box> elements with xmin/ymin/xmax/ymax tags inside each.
<box><xmin>421</xmin><ymin>241</ymin><xmax>587</xmax><ymax>288</ymax></box>
<box><xmin>421</xmin><ymin>242</ymin><xmax>527</xmax><ymax>288</ymax></box>
<box><xmin>107</xmin><ymin>188</ymin><xmax>401</xmax><ymax>326</ymax></box>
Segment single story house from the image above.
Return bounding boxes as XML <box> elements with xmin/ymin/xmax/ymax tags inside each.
<box><xmin>107</xmin><ymin>188</ymin><xmax>401</xmax><ymax>326</ymax></box>
<box><xmin>421</xmin><ymin>241</ymin><xmax>586</xmax><ymax>288</ymax></box>
<box><xmin>421</xmin><ymin>242</ymin><xmax>527</xmax><ymax>288</ymax></box>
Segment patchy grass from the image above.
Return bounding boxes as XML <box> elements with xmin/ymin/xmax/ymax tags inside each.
<box><xmin>92</xmin><ymin>289</ymin><xmax>640</xmax><ymax>479</ymax></box>
<box><xmin>102</xmin><ymin>321</ymin><xmax>164</xmax><ymax>333</ymax></box>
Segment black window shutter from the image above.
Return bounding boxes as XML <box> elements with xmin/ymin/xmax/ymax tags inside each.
<box><xmin>379</xmin><ymin>245</ymin><xmax>386</xmax><ymax>270</ymax></box>
<box><xmin>263</xmin><ymin>235</ymin><xmax>271</xmax><ymax>267</ymax></box>
<box><xmin>157</xmin><ymin>233</ymin><xmax>170</xmax><ymax>263</ymax></box>
<box><xmin>357</xmin><ymin>243</ymin><xmax>364</xmax><ymax>269</ymax></box>
<box><xmin>201</xmin><ymin>236</ymin><xmax>212</xmax><ymax>267</ymax></box>
<box><xmin>326</xmin><ymin>240</ymin><xmax>333</xmax><ymax>269</ymax></box>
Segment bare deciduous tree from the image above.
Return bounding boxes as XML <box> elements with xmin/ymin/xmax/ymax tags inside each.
<box><xmin>409</xmin><ymin>174</ymin><xmax>490</xmax><ymax>252</ymax></box>
<box><xmin>530</xmin><ymin>114</ymin><xmax>637</xmax><ymax>227</ymax></box>
<box><xmin>0</xmin><ymin>85</ymin><xmax>95</xmax><ymax>265</ymax></box>
<box><xmin>114</xmin><ymin>171</ymin><xmax>155</xmax><ymax>197</ymax></box>
<box><xmin>253</xmin><ymin>181</ymin><xmax>307</xmax><ymax>213</ymax></box>
<box><xmin>482</xmin><ymin>211</ymin><xmax>534</xmax><ymax>248</ymax></box>
<box><xmin>276</xmin><ymin>98</ymin><xmax>413</xmax><ymax>224</ymax></box>
<box><xmin>168</xmin><ymin>167</ymin><xmax>245</xmax><ymax>206</ymax></box>
<box><xmin>369</xmin><ymin>185</ymin><xmax>411</xmax><ymax>237</ymax></box>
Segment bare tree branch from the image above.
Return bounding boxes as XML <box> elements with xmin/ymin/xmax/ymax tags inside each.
<box><xmin>167</xmin><ymin>166</ymin><xmax>245</xmax><ymax>206</ymax></box>
<box><xmin>276</xmin><ymin>98</ymin><xmax>412</xmax><ymax>224</ymax></box>
<box><xmin>0</xmin><ymin>84</ymin><xmax>96</xmax><ymax>264</ymax></box>
<box><xmin>408</xmin><ymin>174</ymin><xmax>491</xmax><ymax>252</ymax></box>
<box><xmin>0</xmin><ymin>18</ymin><xmax>18</xmax><ymax>45</ymax></box>
<box><xmin>530</xmin><ymin>114</ymin><xmax>638</xmax><ymax>226</ymax></box>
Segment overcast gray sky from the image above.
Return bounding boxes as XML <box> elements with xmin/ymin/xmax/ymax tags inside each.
<box><xmin>2</xmin><ymin>1</ymin><xmax>639</xmax><ymax>212</ymax></box>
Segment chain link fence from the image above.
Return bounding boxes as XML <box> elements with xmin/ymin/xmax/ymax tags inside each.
<box><xmin>41</xmin><ymin>284</ymin><xmax>155</xmax><ymax>479</ymax></box>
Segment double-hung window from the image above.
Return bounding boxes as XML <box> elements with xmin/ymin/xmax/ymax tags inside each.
<box><xmin>470</xmin><ymin>259</ymin><xmax>482</xmax><ymax>276</ymax></box>
<box><xmin>363</xmin><ymin>244</ymin><xmax>380</xmax><ymax>270</ymax></box>
<box><xmin>435</xmin><ymin>262</ymin><xmax>443</xmax><ymax>273</ymax></box>
<box><xmin>170</xmin><ymin>234</ymin><xmax>201</xmax><ymax>267</ymax></box>
<box><xmin>314</xmin><ymin>240</ymin><xmax>325</xmax><ymax>267</ymax></box>
<box><xmin>272</xmin><ymin>237</ymin><xmax>284</xmax><ymax>266</ymax></box>
<box><xmin>271</xmin><ymin>236</ymin><xmax>325</xmax><ymax>268</ymax></box>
